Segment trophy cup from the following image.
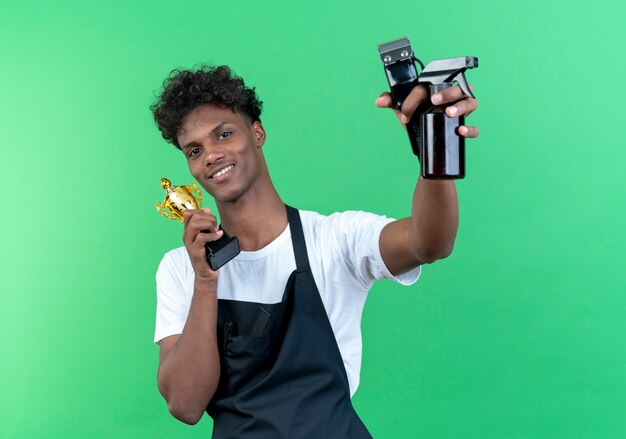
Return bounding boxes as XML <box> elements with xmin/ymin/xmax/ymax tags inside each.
<box><xmin>154</xmin><ymin>178</ymin><xmax>240</xmax><ymax>270</ymax></box>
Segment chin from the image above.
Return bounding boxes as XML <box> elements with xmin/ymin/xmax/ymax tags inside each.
<box><xmin>211</xmin><ymin>188</ymin><xmax>245</xmax><ymax>204</ymax></box>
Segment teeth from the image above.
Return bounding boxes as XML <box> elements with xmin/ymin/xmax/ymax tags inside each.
<box><xmin>212</xmin><ymin>165</ymin><xmax>234</xmax><ymax>178</ymax></box>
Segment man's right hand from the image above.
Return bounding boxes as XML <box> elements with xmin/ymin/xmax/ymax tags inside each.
<box><xmin>159</xmin><ymin>209</ymin><xmax>223</xmax><ymax>424</ymax></box>
<box><xmin>182</xmin><ymin>208</ymin><xmax>223</xmax><ymax>282</ymax></box>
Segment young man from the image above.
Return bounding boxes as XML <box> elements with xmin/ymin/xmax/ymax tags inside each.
<box><xmin>151</xmin><ymin>65</ymin><xmax>478</xmax><ymax>437</ymax></box>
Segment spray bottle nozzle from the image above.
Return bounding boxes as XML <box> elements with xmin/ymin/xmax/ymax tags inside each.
<box><xmin>419</xmin><ymin>57</ymin><xmax>478</xmax><ymax>99</ymax></box>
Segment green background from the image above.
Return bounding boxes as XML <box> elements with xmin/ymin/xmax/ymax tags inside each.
<box><xmin>2</xmin><ymin>0</ymin><xmax>624</xmax><ymax>437</ymax></box>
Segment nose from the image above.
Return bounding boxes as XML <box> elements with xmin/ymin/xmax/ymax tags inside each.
<box><xmin>205</xmin><ymin>148</ymin><xmax>225</xmax><ymax>165</ymax></box>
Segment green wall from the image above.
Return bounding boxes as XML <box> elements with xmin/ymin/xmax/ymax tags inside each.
<box><xmin>1</xmin><ymin>0</ymin><xmax>624</xmax><ymax>437</ymax></box>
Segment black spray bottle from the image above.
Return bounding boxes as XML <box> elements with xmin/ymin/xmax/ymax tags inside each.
<box><xmin>378</xmin><ymin>37</ymin><xmax>478</xmax><ymax>179</ymax></box>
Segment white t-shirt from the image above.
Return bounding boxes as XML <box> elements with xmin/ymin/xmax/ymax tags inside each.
<box><xmin>154</xmin><ymin>209</ymin><xmax>421</xmax><ymax>397</ymax></box>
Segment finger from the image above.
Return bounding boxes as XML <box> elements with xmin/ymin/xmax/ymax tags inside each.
<box><xmin>182</xmin><ymin>209</ymin><xmax>199</xmax><ymax>228</ymax></box>
<box><xmin>188</xmin><ymin>228</ymin><xmax>222</xmax><ymax>249</ymax></box>
<box><xmin>445</xmin><ymin>97</ymin><xmax>479</xmax><ymax>118</ymax></box>
<box><xmin>190</xmin><ymin>210</ymin><xmax>217</xmax><ymax>224</ymax></box>
<box><xmin>187</xmin><ymin>216</ymin><xmax>218</xmax><ymax>234</ymax></box>
<box><xmin>432</xmin><ymin>83</ymin><xmax>475</xmax><ymax>106</ymax></box>
<box><xmin>375</xmin><ymin>92</ymin><xmax>395</xmax><ymax>109</ymax></box>
<box><xmin>457</xmin><ymin>125</ymin><xmax>480</xmax><ymax>138</ymax></box>
<box><xmin>400</xmin><ymin>85</ymin><xmax>429</xmax><ymax>124</ymax></box>
<box><xmin>188</xmin><ymin>230</ymin><xmax>224</xmax><ymax>261</ymax></box>
<box><xmin>375</xmin><ymin>92</ymin><xmax>403</xmax><ymax>125</ymax></box>
<box><xmin>195</xmin><ymin>229</ymin><xmax>224</xmax><ymax>245</ymax></box>
<box><xmin>183</xmin><ymin>215</ymin><xmax>218</xmax><ymax>243</ymax></box>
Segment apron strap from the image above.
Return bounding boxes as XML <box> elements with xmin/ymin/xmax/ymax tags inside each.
<box><xmin>285</xmin><ymin>205</ymin><xmax>310</xmax><ymax>270</ymax></box>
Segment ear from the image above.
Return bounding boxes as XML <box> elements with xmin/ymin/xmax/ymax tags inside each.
<box><xmin>251</xmin><ymin>121</ymin><xmax>266</xmax><ymax>148</ymax></box>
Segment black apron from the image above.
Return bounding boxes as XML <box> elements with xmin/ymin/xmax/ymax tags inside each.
<box><xmin>207</xmin><ymin>205</ymin><xmax>372</xmax><ymax>438</ymax></box>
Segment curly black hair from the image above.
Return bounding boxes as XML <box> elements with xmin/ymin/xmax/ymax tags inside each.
<box><xmin>150</xmin><ymin>65</ymin><xmax>263</xmax><ymax>149</ymax></box>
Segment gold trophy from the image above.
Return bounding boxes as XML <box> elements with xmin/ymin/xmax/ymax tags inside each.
<box><xmin>154</xmin><ymin>178</ymin><xmax>240</xmax><ymax>270</ymax></box>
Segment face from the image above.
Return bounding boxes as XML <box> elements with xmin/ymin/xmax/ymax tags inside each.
<box><xmin>177</xmin><ymin>104</ymin><xmax>266</xmax><ymax>204</ymax></box>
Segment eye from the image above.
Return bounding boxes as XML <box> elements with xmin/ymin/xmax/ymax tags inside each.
<box><xmin>188</xmin><ymin>147</ymin><xmax>201</xmax><ymax>158</ymax></box>
<box><xmin>219</xmin><ymin>131</ymin><xmax>232</xmax><ymax>140</ymax></box>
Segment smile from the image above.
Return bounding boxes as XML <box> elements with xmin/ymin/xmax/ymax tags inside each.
<box><xmin>209</xmin><ymin>164</ymin><xmax>235</xmax><ymax>179</ymax></box>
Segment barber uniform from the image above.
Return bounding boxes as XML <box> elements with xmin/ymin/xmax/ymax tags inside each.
<box><xmin>207</xmin><ymin>205</ymin><xmax>372</xmax><ymax>438</ymax></box>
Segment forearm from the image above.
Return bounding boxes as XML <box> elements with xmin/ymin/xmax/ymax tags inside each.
<box><xmin>157</xmin><ymin>280</ymin><xmax>220</xmax><ymax>424</ymax></box>
<box><xmin>410</xmin><ymin>177</ymin><xmax>459</xmax><ymax>262</ymax></box>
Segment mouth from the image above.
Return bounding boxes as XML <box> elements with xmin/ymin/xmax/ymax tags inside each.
<box><xmin>207</xmin><ymin>164</ymin><xmax>235</xmax><ymax>182</ymax></box>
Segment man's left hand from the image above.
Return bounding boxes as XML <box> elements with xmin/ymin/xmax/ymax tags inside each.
<box><xmin>374</xmin><ymin>83</ymin><xmax>480</xmax><ymax>138</ymax></box>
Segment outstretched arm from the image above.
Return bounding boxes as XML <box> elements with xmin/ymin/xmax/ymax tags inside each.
<box><xmin>375</xmin><ymin>84</ymin><xmax>479</xmax><ymax>275</ymax></box>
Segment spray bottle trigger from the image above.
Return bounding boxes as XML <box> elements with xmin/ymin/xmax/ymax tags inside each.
<box><xmin>454</xmin><ymin>72</ymin><xmax>475</xmax><ymax>99</ymax></box>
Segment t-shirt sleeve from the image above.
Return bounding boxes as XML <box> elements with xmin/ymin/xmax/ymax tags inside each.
<box><xmin>154</xmin><ymin>250</ymin><xmax>192</xmax><ymax>344</ymax></box>
<box><xmin>329</xmin><ymin>211</ymin><xmax>422</xmax><ymax>288</ymax></box>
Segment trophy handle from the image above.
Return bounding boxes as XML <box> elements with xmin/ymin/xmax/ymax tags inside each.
<box><xmin>188</xmin><ymin>182</ymin><xmax>203</xmax><ymax>209</ymax></box>
<box><xmin>154</xmin><ymin>202</ymin><xmax>180</xmax><ymax>221</ymax></box>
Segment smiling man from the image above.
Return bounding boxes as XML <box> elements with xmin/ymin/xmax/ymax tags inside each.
<box><xmin>151</xmin><ymin>65</ymin><xmax>478</xmax><ymax>438</ymax></box>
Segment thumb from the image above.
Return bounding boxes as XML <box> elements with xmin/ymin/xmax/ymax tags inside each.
<box><xmin>375</xmin><ymin>92</ymin><xmax>394</xmax><ymax>109</ymax></box>
<box><xmin>375</xmin><ymin>92</ymin><xmax>401</xmax><ymax>118</ymax></box>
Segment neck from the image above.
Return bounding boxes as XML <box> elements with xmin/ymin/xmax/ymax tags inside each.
<box><xmin>216</xmin><ymin>172</ymin><xmax>287</xmax><ymax>252</ymax></box>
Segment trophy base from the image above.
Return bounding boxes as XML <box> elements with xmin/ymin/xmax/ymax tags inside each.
<box><xmin>205</xmin><ymin>229</ymin><xmax>241</xmax><ymax>270</ymax></box>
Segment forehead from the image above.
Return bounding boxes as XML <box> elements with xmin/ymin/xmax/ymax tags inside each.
<box><xmin>177</xmin><ymin>104</ymin><xmax>247</xmax><ymax>143</ymax></box>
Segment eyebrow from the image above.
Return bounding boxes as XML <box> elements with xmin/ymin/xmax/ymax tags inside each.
<box><xmin>181</xmin><ymin>121</ymin><xmax>229</xmax><ymax>151</ymax></box>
